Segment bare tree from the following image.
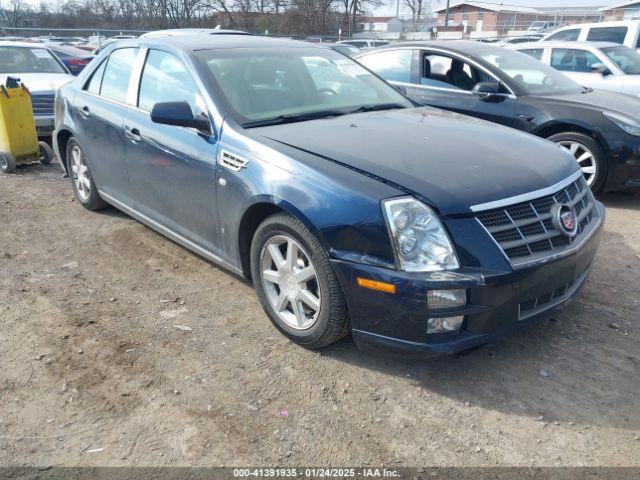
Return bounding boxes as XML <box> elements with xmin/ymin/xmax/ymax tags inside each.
<box><xmin>1</xmin><ymin>0</ymin><xmax>31</xmax><ymax>27</ymax></box>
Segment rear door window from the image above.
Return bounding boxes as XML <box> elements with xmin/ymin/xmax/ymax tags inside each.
<box><xmin>586</xmin><ymin>26</ymin><xmax>628</xmax><ymax>44</ymax></box>
<box><xmin>85</xmin><ymin>60</ymin><xmax>106</xmax><ymax>94</ymax></box>
<box><xmin>545</xmin><ymin>29</ymin><xmax>580</xmax><ymax>41</ymax></box>
<box><xmin>550</xmin><ymin>48</ymin><xmax>600</xmax><ymax>72</ymax></box>
<box><xmin>100</xmin><ymin>48</ymin><xmax>139</xmax><ymax>103</ymax></box>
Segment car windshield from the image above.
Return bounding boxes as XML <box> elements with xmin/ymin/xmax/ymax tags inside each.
<box><xmin>602</xmin><ymin>46</ymin><xmax>640</xmax><ymax>74</ymax></box>
<box><xmin>0</xmin><ymin>46</ymin><xmax>66</xmax><ymax>74</ymax></box>
<box><xmin>479</xmin><ymin>47</ymin><xmax>582</xmax><ymax>95</ymax></box>
<box><xmin>195</xmin><ymin>47</ymin><xmax>412</xmax><ymax>127</ymax></box>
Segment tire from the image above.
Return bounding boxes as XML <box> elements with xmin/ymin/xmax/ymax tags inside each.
<box><xmin>39</xmin><ymin>141</ymin><xmax>54</xmax><ymax>165</ymax></box>
<box><xmin>0</xmin><ymin>152</ymin><xmax>16</xmax><ymax>173</ymax></box>
<box><xmin>66</xmin><ymin>137</ymin><xmax>108</xmax><ymax>210</ymax></box>
<box><xmin>250</xmin><ymin>212</ymin><xmax>350</xmax><ymax>349</ymax></box>
<box><xmin>547</xmin><ymin>132</ymin><xmax>607</xmax><ymax>192</ymax></box>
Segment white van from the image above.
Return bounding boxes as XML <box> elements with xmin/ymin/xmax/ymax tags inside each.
<box><xmin>542</xmin><ymin>20</ymin><xmax>640</xmax><ymax>50</ymax></box>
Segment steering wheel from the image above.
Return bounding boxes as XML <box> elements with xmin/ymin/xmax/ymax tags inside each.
<box><xmin>318</xmin><ymin>87</ymin><xmax>338</xmax><ymax>96</ymax></box>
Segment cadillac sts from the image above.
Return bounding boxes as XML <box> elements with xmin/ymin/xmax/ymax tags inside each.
<box><xmin>53</xmin><ymin>35</ymin><xmax>604</xmax><ymax>356</ymax></box>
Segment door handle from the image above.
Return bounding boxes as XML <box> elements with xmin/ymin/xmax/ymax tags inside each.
<box><xmin>79</xmin><ymin>106</ymin><xmax>90</xmax><ymax>118</ymax></box>
<box><xmin>124</xmin><ymin>126</ymin><xmax>143</xmax><ymax>143</ymax></box>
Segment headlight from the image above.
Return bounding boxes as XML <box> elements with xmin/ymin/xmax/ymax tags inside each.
<box><xmin>383</xmin><ymin>197</ymin><xmax>459</xmax><ymax>272</ymax></box>
<box><xmin>604</xmin><ymin>111</ymin><xmax>640</xmax><ymax>137</ymax></box>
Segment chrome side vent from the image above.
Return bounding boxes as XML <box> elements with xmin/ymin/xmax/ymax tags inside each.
<box><xmin>219</xmin><ymin>150</ymin><xmax>249</xmax><ymax>172</ymax></box>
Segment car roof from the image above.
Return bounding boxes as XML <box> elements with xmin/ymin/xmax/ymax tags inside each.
<box><xmin>514</xmin><ymin>41</ymin><xmax>623</xmax><ymax>49</ymax></box>
<box><xmin>0</xmin><ymin>41</ymin><xmax>52</xmax><ymax>49</ymax></box>
<box><xmin>356</xmin><ymin>40</ymin><xmax>502</xmax><ymax>56</ymax></box>
<box><xmin>140</xmin><ymin>28</ymin><xmax>252</xmax><ymax>38</ymax></box>
<box><xmin>128</xmin><ymin>34</ymin><xmax>324</xmax><ymax>51</ymax></box>
<box><xmin>551</xmin><ymin>20</ymin><xmax>640</xmax><ymax>29</ymax></box>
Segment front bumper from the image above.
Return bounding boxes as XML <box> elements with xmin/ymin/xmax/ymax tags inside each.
<box><xmin>601</xmin><ymin>128</ymin><xmax>640</xmax><ymax>191</ymax></box>
<box><xmin>330</xmin><ymin>202</ymin><xmax>604</xmax><ymax>358</ymax></box>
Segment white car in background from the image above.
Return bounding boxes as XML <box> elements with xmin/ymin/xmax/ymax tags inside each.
<box><xmin>512</xmin><ymin>41</ymin><xmax>640</xmax><ymax>96</ymax></box>
<box><xmin>541</xmin><ymin>20</ymin><xmax>640</xmax><ymax>51</ymax></box>
<box><xmin>337</xmin><ymin>39</ymin><xmax>390</xmax><ymax>49</ymax></box>
<box><xmin>0</xmin><ymin>41</ymin><xmax>74</xmax><ymax>138</ymax></box>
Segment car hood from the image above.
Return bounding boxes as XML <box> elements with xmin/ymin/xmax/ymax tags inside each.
<box><xmin>255</xmin><ymin>107</ymin><xmax>577</xmax><ymax>215</ymax></box>
<box><xmin>532</xmin><ymin>89</ymin><xmax>640</xmax><ymax>119</ymax></box>
<box><xmin>0</xmin><ymin>73</ymin><xmax>74</xmax><ymax>92</ymax></box>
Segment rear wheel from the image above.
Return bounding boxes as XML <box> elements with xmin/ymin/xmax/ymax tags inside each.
<box><xmin>548</xmin><ymin>132</ymin><xmax>606</xmax><ymax>192</ymax></box>
<box><xmin>250</xmin><ymin>213</ymin><xmax>350</xmax><ymax>349</ymax></box>
<box><xmin>0</xmin><ymin>152</ymin><xmax>16</xmax><ymax>173</ymax></box>
<box><xmin>67</xmin><ymin>137</ymin><xmax>108</xmax><ymax>210</ymax></box>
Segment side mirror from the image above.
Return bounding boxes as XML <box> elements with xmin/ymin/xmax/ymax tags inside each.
<box><xmin>472</xmin><ymin>81</ymin><xmax>504</xmax><ymax>102</ymax></box>
<box><xmin>590</xmin><ymin>63</ymin><xmax>611</xmax><ymax>76</ymax></box>
<box><xmin>150</xmin><ymin>101</ymin><xmax>211</xmax><ymax>132</ymax></box>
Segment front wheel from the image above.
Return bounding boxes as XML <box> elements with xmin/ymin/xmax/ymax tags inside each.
<box><xmin>548</xmin><ymin>132</ymin><xmax>606</xmax><ymax>192</ymax></box>
<box><xmin>250</xmin><ymin>213</ymin><xmax>350</xmax><ymax>349</ymax></box>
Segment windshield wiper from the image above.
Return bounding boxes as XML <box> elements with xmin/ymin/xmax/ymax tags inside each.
<box><xmin>347</xmin><ymin>102</ymin><xmax>407</xmax><ymax>114</ymax></box>
<box><xmin>242</xmin><ymin>109</ymin><xmax>348</xmax><ymax>128</ymax></box>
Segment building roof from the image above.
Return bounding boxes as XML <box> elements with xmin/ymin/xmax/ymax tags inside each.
<box><xmin>599</xmin><ymin>0</ymin><xmax>640</xmax><ymax>10</ymax></box>
<box><xmin>359</xmin><ymin>16</ymin><xmax>399</xmax><ymax>23</ymax></box>
<box><xmin>433</xmin><ymin>1</ymin><xmax>541</xmax><ymax>13</ymax></box>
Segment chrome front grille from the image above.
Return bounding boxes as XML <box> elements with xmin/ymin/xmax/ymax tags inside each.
<box><xmin>476</xmin><ymin>175</ymin><xmax>600</xmax><ymax>267</ymax></box>
<box><xmin>30</xmin><ymin>92</ymin><xmax>55</xmax><ymax>117</ymax></box>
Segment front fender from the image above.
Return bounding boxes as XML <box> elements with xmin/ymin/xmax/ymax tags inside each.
<box><xmin>215</xmin><ymin>127</ymin><xmax>403</xmax><ymax>273</ymax></box>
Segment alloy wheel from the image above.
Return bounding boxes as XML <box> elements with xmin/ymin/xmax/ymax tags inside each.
<box><xmin>70</xmin><ymin>144</ymin><xmax>91</xmax><ymax>201</ymax></box>
<box><xmin>558</xmin><ymin>140</ymin><xmax>597</xmax><ymax>187</ymax></box>
<box><xmin>260</xmin><ymin>235</ymin><xmax>321</xmax><ymax>330</ymax></box>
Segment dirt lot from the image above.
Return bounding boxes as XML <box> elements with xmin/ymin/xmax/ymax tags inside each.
<box><xmin>0</xmin><ymin>161</ymin><xmax>639</xmax><ymax>468</ymax></box>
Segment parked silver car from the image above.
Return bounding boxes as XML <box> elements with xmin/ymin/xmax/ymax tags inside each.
<box><xmin>0</xmin><ymin>41</ymin><xmax>74</xmax><ymax>137</ymax></box>
<box><xmin>511</xmin><ymin>41</ymin><xmax>640</xmax><ymax>96</ymax></box>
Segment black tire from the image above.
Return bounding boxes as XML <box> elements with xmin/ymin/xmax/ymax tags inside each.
<box><xmin>66</xmin><ymin>137</ymin><xmax>108</xmax><ymax>211</ymax></box>
<box><xmin>250</xmin><ymin>212</ymin><xmax>350</xmax><ymax>349</ymax></box>
<box><xmin>0</xmin><ymin>152</ymin><xmax>16</xmax><ymax>173</ymax></box>
<box><xmin>39</xmin><ymin>141</ymin><xmax>54</xmax><ymax>165</ymax></box>
<box><xmin>547</xmin><ymin>132</ymin><xmax>607</xmax><ymax>193</ymax></box>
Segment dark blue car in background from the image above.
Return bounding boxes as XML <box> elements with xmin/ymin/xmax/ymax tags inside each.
<box><xmin>53</xmin><ymin>35</ymin><xmax>604</xmax><ymax>356</ymax></box>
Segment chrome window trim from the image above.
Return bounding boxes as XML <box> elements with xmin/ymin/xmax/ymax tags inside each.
<box><xmin>470</xmin><ymin>170</ymin><xmax>583</xmax><ymax>213</ymax></box>
<box><xmin>98</xmin><ymin>191</ymin><xmax>242</xmax><ymax>276</ymax></box>
<box><xmin>395</xmin><ymin>80</ymin><xmax>517</xmax><ymax>99</ymax></box>
<box><xmin>361</xmin><ymin>45</ymin><xmax>517</xmax><ymax>97</ymax></box>
<box><xmin>79</xmin><ymin>46</ymin><xmax>216</xmax><ymax>138</ymax></box>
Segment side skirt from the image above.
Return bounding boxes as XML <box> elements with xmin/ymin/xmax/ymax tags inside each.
<box><xmin>98</xmin><ymin>190</ymin><xmax>243</xmax><ymax>277</ymax></box>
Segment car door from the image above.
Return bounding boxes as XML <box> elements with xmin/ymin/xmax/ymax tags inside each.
<box><xmin>549</xmin><ymin>47</ymin><xmax>623</xmax><ymax>93</ymax></box>
<box><xmin>72</xmin><ymin>47</ymin><xmax>139</xmax><ymax>206</ymax></box>
<box><xmin>123</xmin><ymin>48</ymin><xmax>222</xmax><ymax>256</ymax></box>
<box><xmin>407</xmin><ymin>50</ymin><xmax>517</xmax><ymax>127</ymax></box>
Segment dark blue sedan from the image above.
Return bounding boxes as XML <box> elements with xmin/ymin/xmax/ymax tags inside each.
<box><xmin>53</xmin><ymin>35</ymin><xmax>604</xmax><ymax>357</ymax></box>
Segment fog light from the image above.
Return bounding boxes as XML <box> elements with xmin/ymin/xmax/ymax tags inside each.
<box><xmin>427</xmin><ymin>316</ymin><xmax>464</xmax><ymax>333</ymax></box>
<box><xmin>427</xmin><ymin>289</ymin><xmax>466</xmax><ymax>309</ymax></box>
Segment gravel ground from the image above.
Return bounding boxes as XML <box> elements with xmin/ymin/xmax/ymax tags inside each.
<box><xmin>0</xmin><ymin>162</ymin><xmax>639</xmax><ymax>468</ymax></box>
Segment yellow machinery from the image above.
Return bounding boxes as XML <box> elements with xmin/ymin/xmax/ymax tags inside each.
<box><xmin>0</xmin><ymin>77</ymin><xmax>54</xmax><ymax>173</ymax></box>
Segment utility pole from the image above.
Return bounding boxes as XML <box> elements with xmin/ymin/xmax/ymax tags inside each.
<box><xmin>444</xmin><ymin>0</ymin><xmax>451</xmax><ymax>30</ymax></box>
<box><xmin>395</xmin><ymin>0</ymin><xmax>400</xmax><ymax>18</ymax></box>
